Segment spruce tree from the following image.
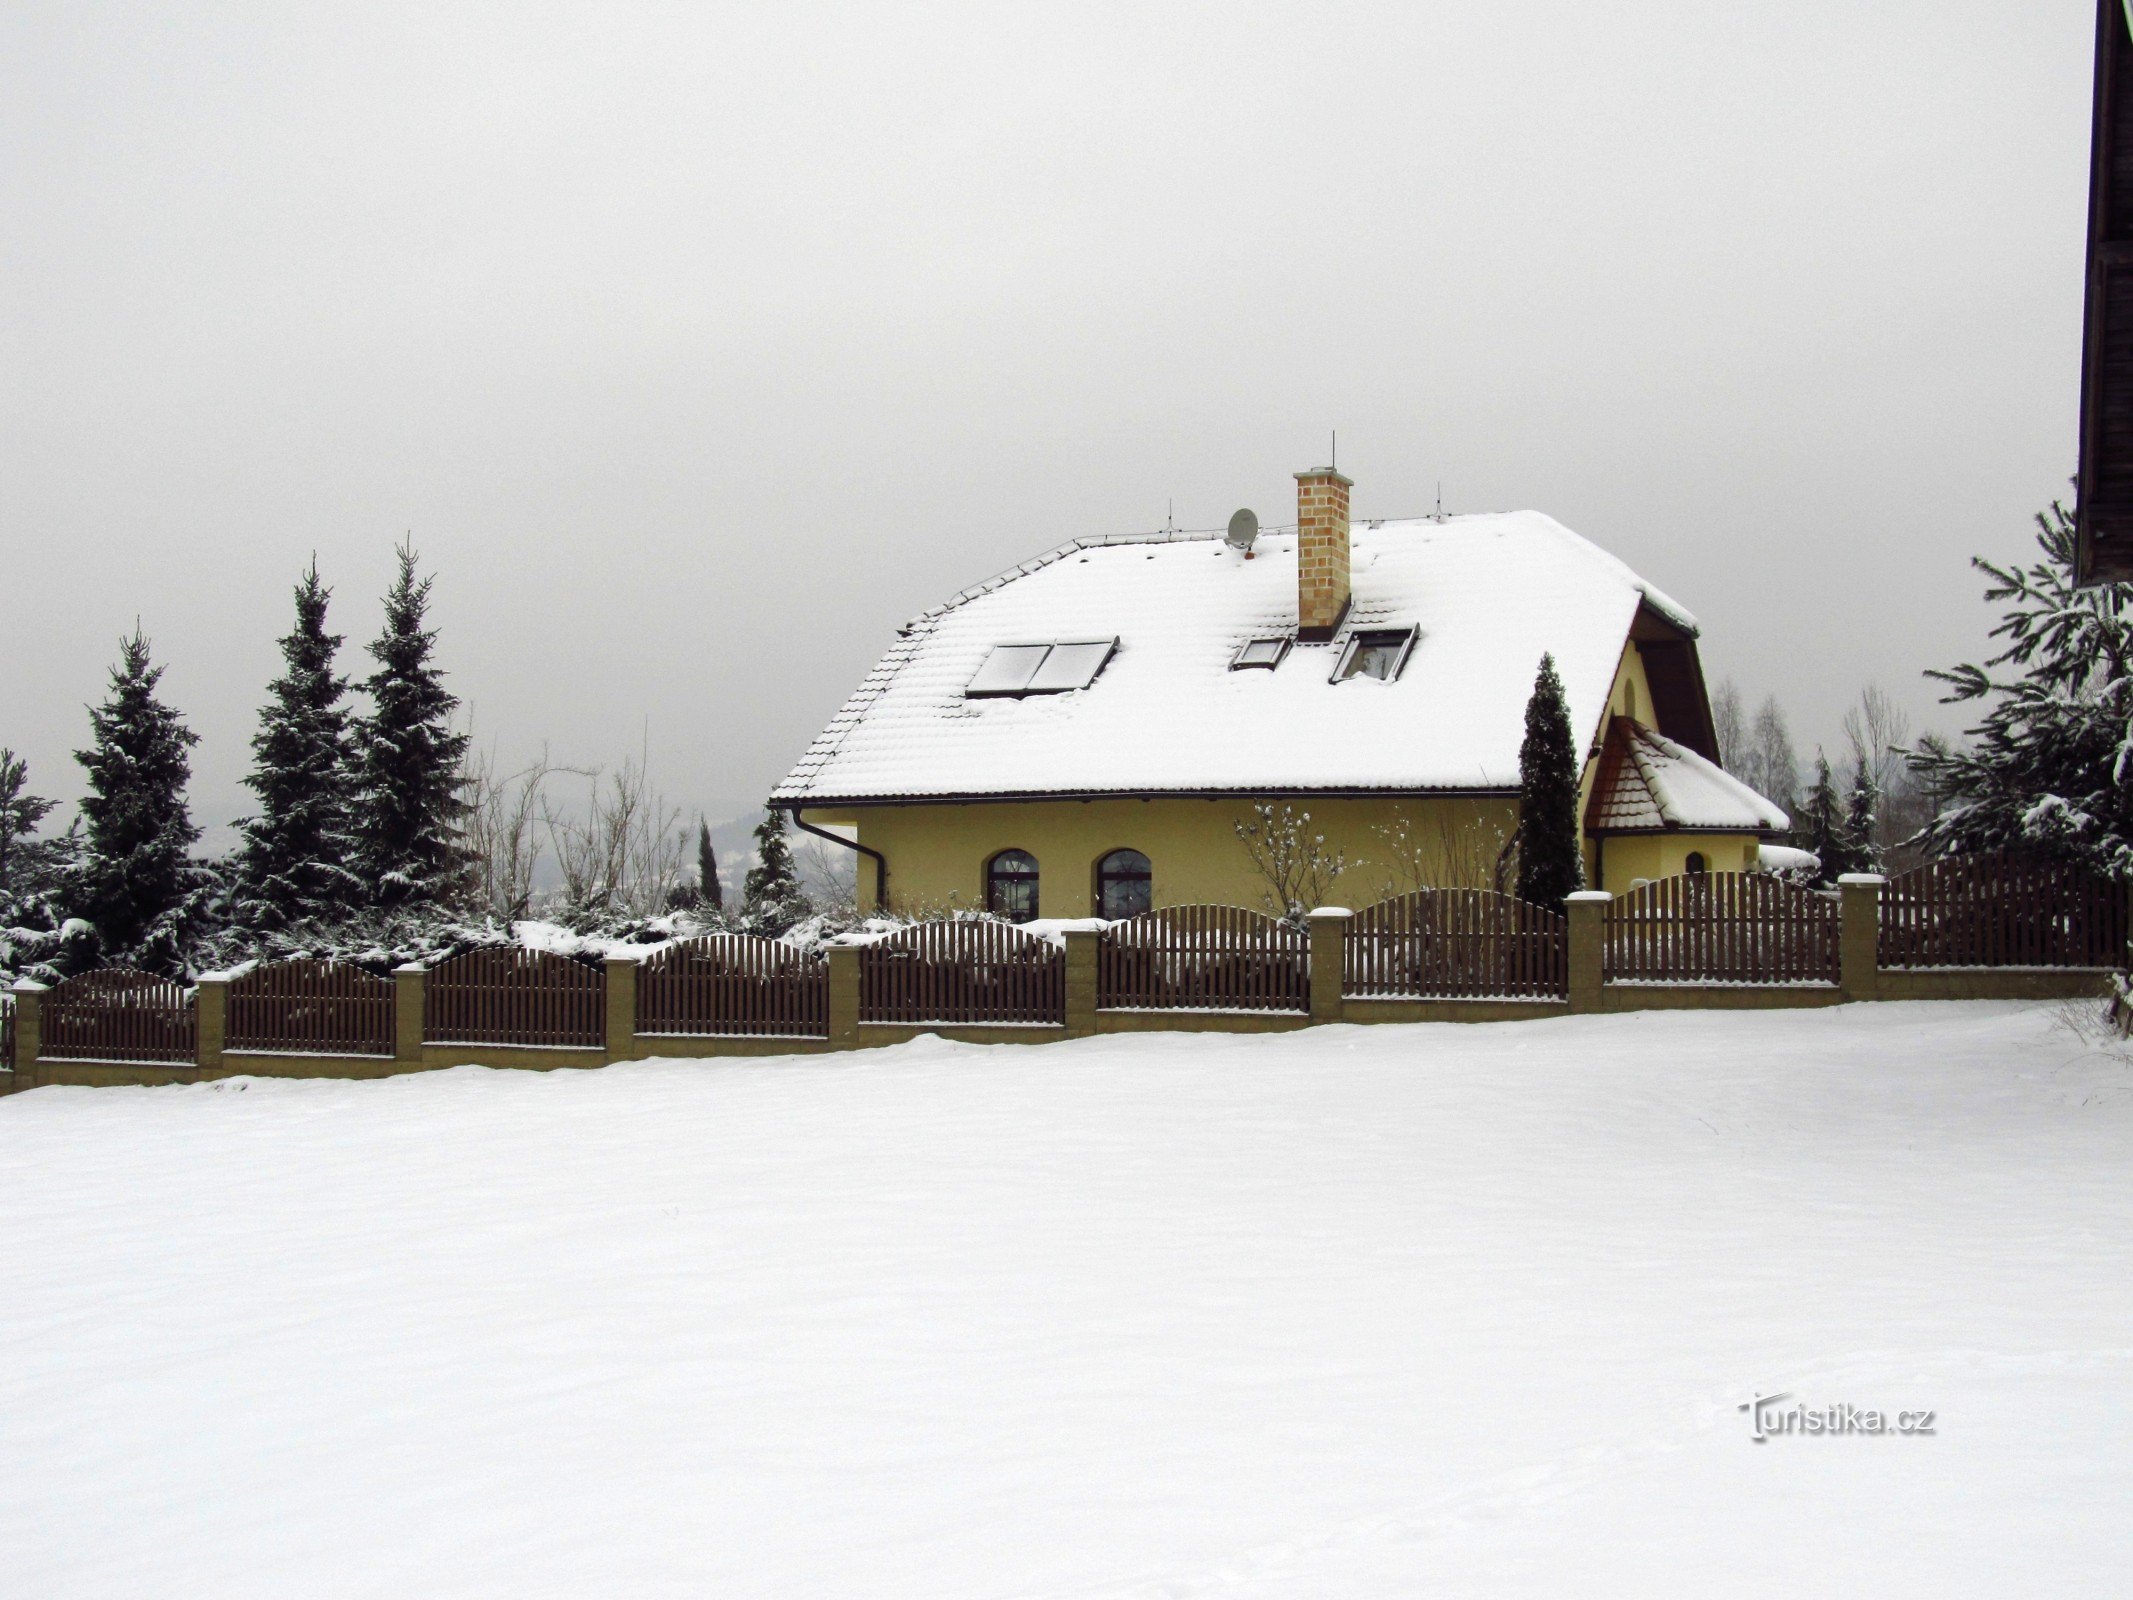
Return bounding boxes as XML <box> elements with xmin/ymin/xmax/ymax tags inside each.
<box><xmin>0</xmin><ymin>749</ymin><xmax>56</xmax><ymax>899</ymax></box>
<box><xmin>742</xmin><ymin>810</ymin><xmax>808</xmax><ymax>933</ymax></box>
<box><xmin>1516</xmin><ymin>654</ymin><xmax>1585</xmax><ymax>905</ymax></box>
<box><xmin>234</xmin><ymin>562</ymin><xmax>359</xmax><ymax>928</ymax></box>
<box><xmin>75</xmin><ymin>629</ymin><xmax>201</xmax><ymax>958</ymax></box>
<box><xmin>1841</xmin><ymin>759</ymin><xmax>1885</xmax><ymax>877</ymax></box>
<box><xmin>350</xmin><ymin>542</ymin><xmax>471</xmax><ymax>912</ymax></box>
<box><xmin>1911</xmin><ymin>500</ymin><xmax>2133</xmax><ymax>875</ymax></box>
<box><xmin>697</xmin><ymin>819</ymin><xmax>723</xmax><ymax>912</ymax></box>
<box><xmin>1800</xmin><ymin>754</ymin><xmax>1848</xmax><ymax>884</ymax></box>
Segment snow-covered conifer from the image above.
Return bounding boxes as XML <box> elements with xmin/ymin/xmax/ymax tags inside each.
<box><xmin>75</xmin><ymin>629</ymin><xmax>202</xmax><ymax>960</ymax></box>
<box><xmin>1516</xmin><ymin>654</ymin><xmax>1584</xmax><ymax>905</ymax></box>
<box><xmin>351</xmin><ymin>543</ymin><xmax>471</xmax><ymax>911</ymax></box>
<box><xmin>1841</xmin><ymin>759</ymin><xmax>1885</xmax><ymax>877</ymax></box>
<box><xmin>1911</xmin><ymin>502</ymin><xmax>2133</xmax><ymax>876</ymax></box>
<box><xmin>234</xmin><ymin>562</ymin><xmax>360</xmax><ymax>928</ymax></box>
<box><xmin>0</xmin><ymin>749</ymin><xmax>56</xmax><ymax>899</ymax></box>
<box><xmin>1799</xmin><ymin>755</ymin><xmax>1849</xmax><ymax>885</ymax></box>
<box><xmin>742</xmin><ymin>811</ymin><xmax>808</xmax><ymax>933</ymax></box>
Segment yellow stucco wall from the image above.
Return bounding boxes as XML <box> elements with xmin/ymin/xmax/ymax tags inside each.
<box><xmin>805</xmin><ymin>794</ymin><xmax>1523</xmax><ymax>917</ymax></box>
<box><xmin>1591</xmin><ymin>831</ymin><xmax>1759</xmax><ymax>890</ymax></box>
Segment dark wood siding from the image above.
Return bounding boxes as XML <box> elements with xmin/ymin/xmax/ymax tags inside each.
<box><xmin>2078</xmin><ymin>0</ymin><xmax>2133</xmax><ymax>581</ymax></box>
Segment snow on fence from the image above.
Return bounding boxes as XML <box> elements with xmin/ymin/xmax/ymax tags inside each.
<box><xmin>1345</xmin><ymin>889</ymin><xmax>1568</xmax><ymax>1001</ymax></box>
<box><xmin>1098</xmin><ymin>904</ymin><xmax>1309</xmax><ymax>1012</ymax></box>
<box><xmin>227</xmin><ymin>958</ymin><xmax>395</xmax><ymax>1057</ymax></box>
<box><xmin>40</xmin><ymin>968</ymin><xmax>198</xmax><ymax>1063</ymax></box>
<box><xmin>423</xmin><ymin>947</ymin><xmax>605</xmax><ymax>1048</ymax></box>
<box><xmin>1604</xmin><ymin>874</ymin><xmax>1839</xmax><ymax>986</ymax></box>
<box><xmin>1878</xmin><ymin>853</ymin><xmax>2126</xmax><ymax>970</ymax></box>
<box><xmin>1</xmin><ymin>994</ymin><xmax>12</xmax><ymax>1070</ymax></box>
<box><xmin>636</xmin><ymin>936</ymin><xmax>828</xmax><ymax>1038</ymax></box>
<box><xmin>860</xmin><ymin>920</ymin><xmax>1064</xmax><ymax>1027</ymax></box>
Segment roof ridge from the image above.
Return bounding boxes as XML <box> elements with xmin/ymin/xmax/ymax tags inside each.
<box><xmin>902</xmin><ymin>527</ymin><xmax>1235</xmax><ymax>634</ymax></box>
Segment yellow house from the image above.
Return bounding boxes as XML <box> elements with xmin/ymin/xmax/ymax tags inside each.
<box><xmin>774</xmin><ymin>466</ymin><xmax>1787</xmax><ymax>918</ymax></box>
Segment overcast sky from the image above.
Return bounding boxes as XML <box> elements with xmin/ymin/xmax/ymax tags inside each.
<box><xmin>0</xmin><ymin>1</ymin><xmax>2096</xmax><ymax>841</ymax></box>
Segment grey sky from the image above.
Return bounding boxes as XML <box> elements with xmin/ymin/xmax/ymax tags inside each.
<box><xmin>0</xmin><ymin>1</ymin><xmax>2093</xmax><ymax>841</ymax></box>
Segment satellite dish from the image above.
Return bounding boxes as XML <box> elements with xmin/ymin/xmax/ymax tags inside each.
<box><xmin>1225</xmin><ymin>508</ymin><xmax>1259</xmax><ymax>552</ymax></box>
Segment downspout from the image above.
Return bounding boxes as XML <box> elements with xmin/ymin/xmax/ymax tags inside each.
<box><xmin>786</xmin><ymin>806</ymin><xmax>887</xmax><ymax>913</ymax></box>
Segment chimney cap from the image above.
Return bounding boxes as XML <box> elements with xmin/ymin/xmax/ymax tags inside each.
<box><xmin>1294</xmin><ymin>466</ymin><xmax>1353</xmax><ymax>487</ymax></box>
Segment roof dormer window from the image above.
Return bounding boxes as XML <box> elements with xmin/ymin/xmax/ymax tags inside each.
<box><xmin>966</xmin><ymin>638</ymin><xmax>1118</xmax><ymax>698</ymax></box>
<box><xmin>1331</xmin><ymin>627</ymin><xmax>1418</xmax><ymax>683</ymax></box>
<box><xmin>1230</xmin><ymin>637</ymin><xmax>1291</xmax><ymax>671</ymax></box>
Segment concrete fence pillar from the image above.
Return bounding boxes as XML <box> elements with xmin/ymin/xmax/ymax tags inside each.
<box><xmin>1838</xmin><ymin>874</ymin><xmax>1886</xmax><ymax>1002</ymax></box>
<box><xmin>826</xmin><ymin>943</ymin><xmax>861</xmax><ymax>1047</ymax></box>
<box><xmin>1565</xmin><ymin>891</ymin><xmax>1612</xmax><ymax>1014</ymax></box>
<box><xmin>194</xmin><ymin>975</ymin><xmax>228</xmax><ymax>1073</ymax></box>
<box><xmin>1307</xmin><ymin>907</ymin><xmax>1351</xmax><ymax>1025</ymax></box>
<box><xmin>603</xmin><ymin>956</ymin><xmax>638</xmax><ymax>1062</ymax></box>
<box><xmin>393</xmin><ymin>964</ymin><xmax>426</xmax><ymax>1065</ymax></box>
<box><xmin>1062</xmin><ymin>927</ymin><xmax>1100</xmax><ymax>1038</ymax></box>
<box><xmin>8</xmin><ymin>981</ymin><xmax>43</xmax><ymax>1082</ymax></box>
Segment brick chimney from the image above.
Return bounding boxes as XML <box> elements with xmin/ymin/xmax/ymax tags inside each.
<box><xmin>1294</xmin><ymin>465</ymin><xmax>1353</xmax><ymax>640</ymax></box>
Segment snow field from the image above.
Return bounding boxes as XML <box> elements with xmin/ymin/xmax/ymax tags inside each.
<box><xmin>1</xmin><ymin>1001</ymin><xmax>2128</xmax><ymax>1597</ymax></box>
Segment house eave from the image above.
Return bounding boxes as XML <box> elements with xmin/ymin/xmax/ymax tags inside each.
<box><xmin>782</xmin><ymin>785</ymin><xmax>1522</xmax><ymax>810</ymax></box>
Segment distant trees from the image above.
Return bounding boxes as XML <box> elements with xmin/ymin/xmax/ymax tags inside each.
<box><xmin>75</xmin><ymin>629</ymin><xmax>202</xmax><ymax>965</ymax></box>
<box><xmin>1912</xmin><ymin>500</ymin><xmax>2133</xmax><ymax>876</ymax></box>
<box><xmin>351</xmin><ymin>542</ymin><xmax>471</xmax><ymax>911</ymax></box>
<box><xmin>233</xmin><ymin>562</ymin><xmax>359</xmax><ymax>928</ymax></box>
<box><xmin>1516</xmin><ymin>654</ymin><xmax>1584</xmax><ymax>905</ymax></box>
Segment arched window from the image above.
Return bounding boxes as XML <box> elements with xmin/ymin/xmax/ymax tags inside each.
<box><xmin>986</xmin><ymin>850</ymin><xmax>1040</xmax><ymax>922</ymax></box>
<box><xmin>1095</xmin><ymin>849</ymin><xmax>1152</xmax><ymax>920</ymax></box>
<box><xmin>1685</xmin><ymin>851</ymin><xmax>1707</xmax><ymax>876</ymax></box>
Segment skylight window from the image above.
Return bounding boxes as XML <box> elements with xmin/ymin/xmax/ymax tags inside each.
<box><xmin>1230</xmin><ymin>637</ymin><xmax>1291</xmax><ymax>671</ymax></box>
<box><xmin>966</xmin><ymin>639</ymin><xmax>1118</xmax><ymax>698</ymax></box>
<box><xmin>1332</xmin><ymin>627</ymin><xmax>1418</xmax><ymax>683</ymax></box>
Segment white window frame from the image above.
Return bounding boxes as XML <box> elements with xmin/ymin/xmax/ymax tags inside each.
<box><xmin>1329</xmin><ymin>626</ymin><xmax>1419</xmax><ymax>684</ymax></box>
<box><xmin>1229</xmin><ymin>636</ymin><xmax>1292</xmax><ymax>671</ymax></box>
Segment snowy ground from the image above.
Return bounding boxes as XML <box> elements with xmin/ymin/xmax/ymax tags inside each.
<box><xmin>3</xmin><ymin>1003</ymin><xmax>2129</xmax><ymax>1597</ymax></box>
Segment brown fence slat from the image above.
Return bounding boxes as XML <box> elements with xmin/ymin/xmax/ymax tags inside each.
<box><xmin>1604</xmin><ymin>874</ymin><xmax>1839</xmax><ymax>986</ymax></box>
<box><xmin>859</xmin><ymin>920</ymin><xmax>1064</xmax><ymax>1026</ymax></box>
<box><xmin>41</xmin><ymin>968</ymin><xmax>198</xmax><ymax>1063</ymax></box>
<box><xmin>1879</xmin><ymin>853</ymin><xmax>2127</xmax><ymax>970</ymax></box>
<box><xmin>1097</xmin><ymin>904</ymin><xmax>1308</xmax><ymax>1012</ymax></box>
<box><xmin>1345</xmin><ymin>889</ymin><xmax>1568</xmax><ymax>1000</ymax></box>
<box><xmin>423</xmin><ymin>947</ymin><xmax>604</xmax><ymax>1048</ymax></box>
<box><xmin>637</xmin><ymin>936</ymin><xmax>829</xmax><ymax>1038</ymax></box>
<box><xmin>227</xmin><ymin>958</ymin><xmax>394</xmax><ymax>1056</ymax></box>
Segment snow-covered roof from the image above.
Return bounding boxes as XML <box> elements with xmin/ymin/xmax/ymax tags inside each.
<box><xmin>1588</xmin><ymin>719</ymin><xmax>1790</xmax><ymax>834</ymax></box>
<box><xmin>775</xmin><ymin>512</ymin><xmax>1700</xmax><ymax>804</ymax></box>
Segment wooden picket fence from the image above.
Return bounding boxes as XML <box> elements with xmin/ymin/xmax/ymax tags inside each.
<box><xmin>860</xmin><ymin>919</ymin><xmax>1064</xmax><ymax>1026</ymax></box>
<box><xmin>227</xmin><ymin>958</ymin><xmax>395</xmax><ymax>1056</ymax></box>
<box><xmin>424</xmin><ymin>947</ymin><xmax>605</xmax><ymax>1048</ymax></box>
<box><xmin>1346</xmin><ymin>889</ymin><xmax>1568</xmax><ymax>1000</ymax></box>
<box><xmin>637</xmin><ymin>935</ymin><xmax>828</xmax><ymax>1037</ymax></box>
<box><xmin>1099</xmin><ymin>904</ymin><xmax>1309</xmax><ymax>1012</ymax></box>
<box><xmin>1605</xmin><ymin>873</ymin><xmax>1839</xmax><ymax>985</ymax></box>
<box><xmin>1878</xmin><ymin>853</ymin><xmax>2126</xmax><ymax>969</ymax></box>
<box><xmin>40</xmin><ymin>968</ymin><xmax>198</xmax><ymax>1062</ymax></box>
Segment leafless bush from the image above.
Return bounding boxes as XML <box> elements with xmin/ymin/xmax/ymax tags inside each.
<box><xmin>461</xmin><ymin>747</ymin><xmax>575</xmax><ymax>920</ymax></box>
<box><xmin>542</xmin><ymin>756</ymin><xmax>688</xmax><ymax>920</ymax></box>
<box><xmin>1234</xmin><ymin>801</ymin><xmax>1353</xmax><ymax>919</ymax></box>
<box><xmin>1372</xmin><ymin>810</ymin><xmax>1516</xmax><ymax>896</ymax></box>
